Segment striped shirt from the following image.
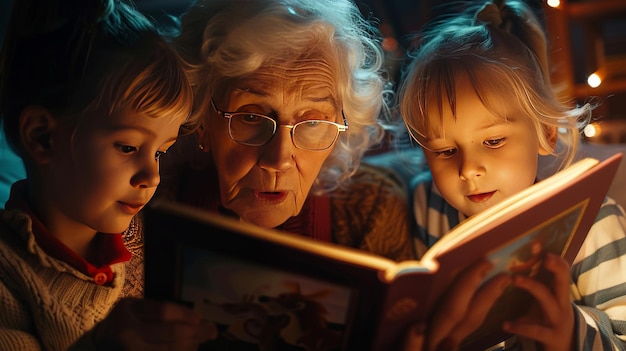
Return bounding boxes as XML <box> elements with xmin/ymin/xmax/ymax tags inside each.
<box><xmin>413</xmin><ymin>180</ymin><xmax>626</xmax><ymax>350</ymax></box>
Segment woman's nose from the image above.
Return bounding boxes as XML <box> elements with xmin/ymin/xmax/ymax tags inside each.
<box><xmin>258</xmin><ymin>126</ymin><xmax>295</xmax><ymax>172</ymax></box>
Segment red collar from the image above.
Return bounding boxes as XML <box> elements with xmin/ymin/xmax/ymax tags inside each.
<box><xmin>5</xmin><ymin>180</ymin><xmax>131</xmax><ymax>285</ymax></box>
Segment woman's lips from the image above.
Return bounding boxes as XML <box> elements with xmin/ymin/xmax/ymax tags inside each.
<box><xmin>467</xmin><ymin>191</ymin><xmax>496</xmax><ymax>203</ymax></box>
<box><xmin>255</xmin><ymin>191</ymin><xmax>288</xmax><ymax>204</ymax></box>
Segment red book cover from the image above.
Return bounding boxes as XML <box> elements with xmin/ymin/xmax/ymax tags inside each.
<box><xmin>144</xmin><ymin>153</ymin><xmax>622</xmax><ymax>351</ymax></box>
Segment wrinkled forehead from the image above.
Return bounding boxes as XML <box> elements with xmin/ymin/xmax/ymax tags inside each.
<box><xmin>228</xmin><ymin>58</ymin><xmax>340</xmax><ymax>107</ymax></box>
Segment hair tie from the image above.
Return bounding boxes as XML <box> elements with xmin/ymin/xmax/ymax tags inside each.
<box><xmin>475</xmin><ymin>2</ymin><xmax>502</xmax><ymax>27</ymax></box>
<box><xmin>475</xmin><ymin>0</ymin><xmax>551</xmax><ymax>85</ymax></box>
<box><xmin>476</xmin><ymin>0</ymin><xmax>512</xmax><ymax>32</ymax></box>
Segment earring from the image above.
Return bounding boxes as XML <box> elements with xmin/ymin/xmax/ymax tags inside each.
<box><xmin>198</xmin><ymin>143</ymin><xmax>205</xmax><ymax>150</ymax></box>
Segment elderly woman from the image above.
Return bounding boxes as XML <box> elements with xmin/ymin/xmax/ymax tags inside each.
<box><xmin>158</xmin><ymin>0</ymin><xmax>415</xmax><ymax>261</ymax></box>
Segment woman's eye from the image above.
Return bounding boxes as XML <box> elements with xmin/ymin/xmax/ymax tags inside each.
<box><xmin>237</xmin><ymin>113</ymin><xmax>268</xmax><ymax>126</ymax></box>
<box><xmin>116</xmin><ymin>144</ymin><xmax>137</xmax><ymax>154</ymax></box>
<box><xmin>484</xmin><ymin>138</ymin><xmax>505</xmax><ymax>147</ymax></box>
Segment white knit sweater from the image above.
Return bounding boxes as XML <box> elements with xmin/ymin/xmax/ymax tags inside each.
<box><xmin>0</xmin><ymin>209</ymin><xmax>143</xmax><ymax>350</ymax></box>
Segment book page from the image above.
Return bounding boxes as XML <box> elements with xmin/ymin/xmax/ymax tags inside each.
<box><xmin>180</xmin><ymin>247</ymin><xmax>354</xmax><ymax>350</ymax></box>
<box><xmin>420</xmin><ymin>157</ymin><xmax>599</xmax><ymax>262</ymax></box>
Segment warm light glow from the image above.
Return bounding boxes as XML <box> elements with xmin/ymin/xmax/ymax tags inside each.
<box><xmin>587</xmin><ymin>73</ymin><xmax>602</xmax><ymax>88</ymax></box>
<box><xmin>583</xmin><ymin>124</ymin><xmax>598</xmax><ymax>138</ymax></box>
<box><xmin>546</xmin><ymin>0</ymin><xmax>560</xmax><ymax>8</ymax></box>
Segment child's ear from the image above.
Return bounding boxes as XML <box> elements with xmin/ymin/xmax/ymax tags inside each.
<box><xmin>539</xmin><ymin>125</ymin><xmax>558</xmax><ymax>156</ymax></box>
<box><xmin>19</xmin><ymin>106</ymin><xmax>56</xmax><ymax>164</ymax></box>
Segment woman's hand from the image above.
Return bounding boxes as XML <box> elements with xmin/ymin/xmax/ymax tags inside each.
<box><xmin>502</xmin><ymin>253</ymin><xmax>575</xmax><ymax>351</ymax></box>
<box><xmin>93</xmin><ymin>298</ymin><xmax>217</xmax><ymax>351</ymax></box>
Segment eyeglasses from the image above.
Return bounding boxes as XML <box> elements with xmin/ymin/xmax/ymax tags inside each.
<box><xmin>211</xmin><ymin>99</ymin><xmax>348</xmax><ymax>151</ymax></box>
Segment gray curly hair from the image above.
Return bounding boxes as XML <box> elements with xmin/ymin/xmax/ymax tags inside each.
<box><xmin>174</xmin><ymin>0</ymin><xmax>389</xmax><ymax>193</ymax></box>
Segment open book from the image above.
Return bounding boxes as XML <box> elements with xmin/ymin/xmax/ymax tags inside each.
<box><xmin>144</xmin><ymin>153</ymin><xmax>622</xmax><ymax>351</ymax></box>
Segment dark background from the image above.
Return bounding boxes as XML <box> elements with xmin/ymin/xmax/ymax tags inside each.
<box><xmin>2</xmin><ymin>0</ymin><xmax>626</xmax><ymax>140</ymax></box>
<box><xmin>132</xmin><ymin>0</ymin><xmax>626</xmax><ymax>131</ymax></box>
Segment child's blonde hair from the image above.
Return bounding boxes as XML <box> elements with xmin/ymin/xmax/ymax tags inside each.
<box><xmin>398</xmin><ymin>0</ymin><xmax>592</xmax><ymax>169</ymax></box>
<box><xmin>0</xmin><ymin>0</ymin><xmax>193</xmax><ymax>160</ymax></box>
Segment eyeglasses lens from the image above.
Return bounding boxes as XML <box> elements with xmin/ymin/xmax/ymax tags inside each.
<box><xmin>229</xmin><ymin>114</ymin><xmax>340</xmax><ymax>150</ymax></box>
<box><xmin>229</xmin><ymin>114</ymin><xmax>276</xmax><ymax>146</ymax></box>
<box><xmin>293</xmin><ymin>121</ymin><xmax>338</xmax><ymax>150</ymax></box>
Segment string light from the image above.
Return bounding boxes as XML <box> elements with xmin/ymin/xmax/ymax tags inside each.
<box><xmin>587</xmin><ymin>72</ymin><xmax>602</xmax><ymax>88</ymax></box>
<box><xmin>583</xmin><ymin>124</ymin><xmax>598</xmax><ymax>138</ymax></box>
<box><xmin>546</xmin><ymin>0</ymin><xmax>560</xmax><ymax>8</ymax></box>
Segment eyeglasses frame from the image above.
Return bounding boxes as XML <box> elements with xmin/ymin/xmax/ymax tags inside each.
<box><xmin>210</xmin><ymin>98</ymin><xmax>348</xmax><ymax>151</ymax></box>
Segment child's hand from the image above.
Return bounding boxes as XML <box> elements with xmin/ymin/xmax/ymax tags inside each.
<box><xmin>502</xmin><ymin>253</ymin><xmax>575</xmax><ymax>351</ymax></box>
<box><xmin>93</xmin><ymin>297</ymin><xmax>218</xmax><ymax>351</ymax></box>
<box><xmin>401</xmin><ymin>323</ymin><xmax>425</xmax><ymax>351</ymax></box>
<box><xmin>424</xmin><ymin>260</ymin><xmax>511</xmax><ymax>351</ymax></box>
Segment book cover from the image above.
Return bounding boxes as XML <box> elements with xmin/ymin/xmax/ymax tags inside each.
<box><xmin>144</xmin><ymin>153</ymin><xmax>622</xmax><ymax>351</ymax></box>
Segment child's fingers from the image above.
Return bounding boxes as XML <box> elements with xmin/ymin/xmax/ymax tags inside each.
<box><xmin>427</xmin><ymin>260</ymin><xmax>493</xmax><ymax>351</ymax></box>
<box><xmin>401</xmin><ymin>323</ymin><xmax>425</xmax><ymax>351</ymax></box>
<box><xmin>503</xmin><ymin>303</ymin><xmax>575</xmax><ymax>351</ymax></box>
<box><xmin>132</xmin><ymin>300</ymin><xmax>216</xmax><ymax>346</ymax></box>
<box><xmin>506</xmin><ymin>259</ymin><xmax>575</xmax><ymax>351</ymax></box>
<box><xmin>129</xmin><ymin>318</ymin><xmax>217</xmax><ymax>351</ymax></box>
<box><xmin>138</xmin><ymin>321</ymin><xmax>203</xmax><ymax>342</ymax></box>
<box><xmin>511</xmin><ymin>275</ymin><xmax>560</xmax><ymax>324</ymax></box>
<box><xmin>502</xmin><ymin>319</ymin><xmax>551</xmax><ymax>342</ymax></box>
<box><xmin>543</xmin><ymin>253</ymin><xmax>572</xmax><ymax>310</ymax></box>
<box><xmin>132</xmin><ymin>299</ymin><xmax>203</xmax><ymax>324</ymax></box>
<box><xmin>511</xmin><ymin>255</ymin><xmax>572</xmax><ymax>326</ymax></box>
<box><xmin>96</xmin><ymin>298</ymin><xmax>215</xmax><ymax>351</ymax></box>
<box><xmin>199</xmin><ymin>319</ymin><xmax>219</xmax><ymax>341</ymax></box>
<box><xmin>450</xmin><ymin>273</ymin><xmax>511</xmax><ymax>341</ymax></box>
